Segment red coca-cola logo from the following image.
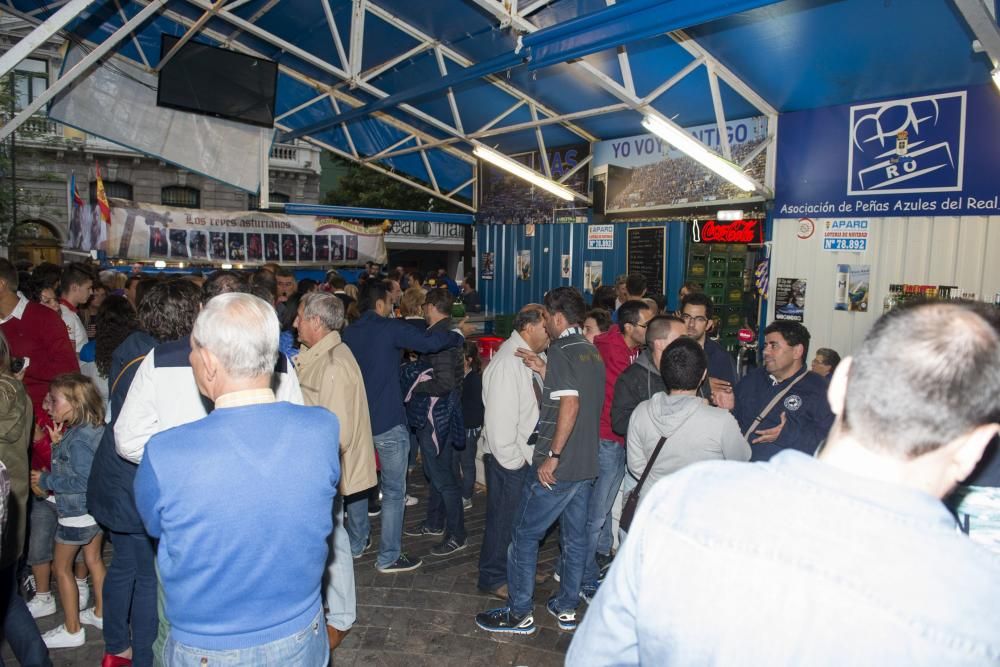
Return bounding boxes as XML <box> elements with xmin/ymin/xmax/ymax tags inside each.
<box><xmin>700</xmin><ymin>220</ymin><xmax>761</xmax><ymax>243</ymax></box>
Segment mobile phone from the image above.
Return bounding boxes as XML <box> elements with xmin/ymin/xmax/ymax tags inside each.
<box><xmin>11</xmin><ymin>357</ymin><xmax>28</xmax><ymax>374</ymax></box>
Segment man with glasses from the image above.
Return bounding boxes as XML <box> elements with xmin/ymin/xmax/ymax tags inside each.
<box><xmin>680</xmin><ymin>293</ymin><xmax>736</xmax><ymax>409</ymax></box>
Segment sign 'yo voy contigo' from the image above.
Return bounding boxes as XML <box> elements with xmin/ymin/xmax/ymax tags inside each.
<box><xmin>692</xmin><ymin>219</ymin><xmax>764</xmax><ymax>244</ymax></box>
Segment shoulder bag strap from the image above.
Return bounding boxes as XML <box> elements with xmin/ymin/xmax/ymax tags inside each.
<box><xmin>741</xmin><ymin>371</ymin><xmax>808</xmax><ymax>441</ymax></box>
<box><xmin>110</xmin><ymin>355</ymin><xmax>147</xmax><ymax>397</ymax></box>
<box><xmin>632</xmin><ymin>408</ymin><xmax>699</xmax><ymax>498</ymax></box>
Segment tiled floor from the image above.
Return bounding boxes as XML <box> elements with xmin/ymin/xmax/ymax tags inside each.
<box><xmin>3</xmin><ymin>471</ymin><xmax>574</xmax><ymax>666</ymax></box>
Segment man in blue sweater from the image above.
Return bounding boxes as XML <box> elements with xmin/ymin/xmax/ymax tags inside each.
<box><xmin>342</xmin><ymin>282</ymin><xmax>465</xmax><ymax>573</ymax></box>
<box><xmin>733</xmin><ymin>320</ymin><xmax>834</xmax><ymax>461</ymax></box>
<box><xmin>135</xmin><ymin>293</ymin><xmax>340</xmax><ymax>664</ymax></box>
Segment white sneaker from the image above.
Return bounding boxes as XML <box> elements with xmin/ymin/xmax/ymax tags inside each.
<box><xmin>27</xmin><ymin>593</ymin><xmax>56</xmax><ymax>618</ymax></box>
<box><xmin>76</xmin><ymin>578</ymin><xmax>90</xmax><ymax>610</ymax></box>
<box><xmin>80</xmin><ymin>607</ymin><xmax>104</xmax><ymax>630</ymax></box>
<box><xmin>42</xmin><ymin>624</ymin><xmax>85</xmax><ymax>649</ymax></box>
<box><xmin>405</xmin><ymin>494</ymin><xmax>419</xmax><ymax>507</ymax></box>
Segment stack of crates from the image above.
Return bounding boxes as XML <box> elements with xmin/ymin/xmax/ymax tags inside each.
<box><xmin>686</xmin><ymin>243</ymin><xmax>748</xmax><ymax>353</ymax></box>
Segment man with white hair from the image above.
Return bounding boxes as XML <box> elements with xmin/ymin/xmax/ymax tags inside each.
<box><xmin>294</xmin><ymin>292</ymin><xmax>377</xmax><ymax>652</ymax></box>
<box><xmin>135</xmin><ymin>293</ymin><xmax>340</xmax><ymax>664</ymax></box>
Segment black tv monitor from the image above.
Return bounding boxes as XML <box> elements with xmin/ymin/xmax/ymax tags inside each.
<box><xmin>156</xmin><ymin>34</ymin><xmax>278</xmax><ymax>128</ymax></box>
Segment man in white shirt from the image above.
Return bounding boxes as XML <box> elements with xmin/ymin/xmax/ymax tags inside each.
<box><xmin>58</xmin><ymin>263</ymin><xmax>93</xmax><ymax>354</ymax></box>
<box><xmin>477</xmin><ymin>304</ymin><xmax>549</xmax><ymax>598</ymax></box>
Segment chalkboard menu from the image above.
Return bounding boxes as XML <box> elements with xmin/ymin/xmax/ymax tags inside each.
<box><xmin>627</xmin><ymin>226</ymin><xmax>666</xmax><ymax>296</ymax></box>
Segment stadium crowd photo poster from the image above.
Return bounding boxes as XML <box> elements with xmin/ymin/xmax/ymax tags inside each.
<box><xmin>592</xmin><ymin>116</ymin><xmax>769</xmax><ymax>213</ymax></box>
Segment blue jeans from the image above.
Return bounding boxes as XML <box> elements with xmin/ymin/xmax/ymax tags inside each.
<box><xmin>0</xmin><ymin>564</ymin><xmax>52</xmax><ymax>667</ymax></box>
<box><xmin>418</xmin><ymin>425</ymin><xmax>466</xmax><ymax>543</ymax></box>
<box><xmin>344</xmin><ymin>491</ymin><xmax>370</xmax><ymax>557</ymax></box>
<box><xmin>582</xmin><ymin>440</ymin><xmax>627</xmax><ymax>588</ymax></box>
<box><xmin>104</xmin><ymin>532</ymin><xmax>158</xmax><ymax>666</ymax></box>
<box><xmin>323</xmin><ymin>496</ymin><xmax>355</xmax><ymax>631</ymax></box>
<box><xmin>478</xmin><ymin>454</ymin><xmax>529</xmax><ymax>591</ymax></box>
<box><xmin>454</xmin><ymin>427</ymin><xmax>480</xmax><ymax>500</ymax></box>
<box><xmin>373</xmin><ymin>424</ymin><xmax>411</xmax><ymax>568</ymax></box>
<box><xmin>507</xmin><ymin>471</ymin><xmax>592</xmax><ymax>616</ymax></box>
<box><xmin>164</xmin><ymin>609</ymin><xmax>327</xmax><ymax>666</ymax></box>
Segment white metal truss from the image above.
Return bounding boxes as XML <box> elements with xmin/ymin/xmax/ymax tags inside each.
<box><xmin>0</xmin><ymin>0</ymin><xmax>94</xmax><ymax>80</ymax></box>
<box><xmin>472</xmin><ymin>0</ymin><xmax>778</xmax><ymax>193</ymax></box>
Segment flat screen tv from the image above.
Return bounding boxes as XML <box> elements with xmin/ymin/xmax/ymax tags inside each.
<box><xmin>156</xmin><ymin>34</ymin><xmax>278</xmax><ymax>128</ymax></box>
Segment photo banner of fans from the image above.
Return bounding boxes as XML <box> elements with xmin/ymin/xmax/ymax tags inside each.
<box><xmin>107</xmin><ymin>200</ymin><xmax>388</xmax><ymax>266</ymax></box>
<box><xmin>476</xmin><ymin>143</ymin><xmax>590</xmax><ymax>225</ymax></box>
<box><xmin>592</xmin><ymin>116</ymin><xmax>769</xmax><ymax>213</ymax></box>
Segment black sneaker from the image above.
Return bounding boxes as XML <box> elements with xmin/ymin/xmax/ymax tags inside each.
<box><xmin>475</xmin><ymin>607</ymin><xmax>537</xmax><ymax>635</ymax></box>
<box><xmin>375</xmin><ymin>553</ymin><xmax>422</xmax><ymax>573</ymax></box>
<box><xmin>546</xmin><ymin>598</ymin><xmax>577</xmax><ymax>631</ymax></box>
<box><xmin>367</xmin><ymin>503</ymin><xmax>382</xmax><ymax>517</ymax></box>
<box><xmin>430</xmin><ymin>537</ymin><xmax>467</xmax><ymax>556</ymax></box>
<box><xmin>579</xmin><ymin>584</ymin><xmax>599</xmax><ymax>605</ymax></box>
<box><xmin>403</xmin><ymin>524</ymin><xmax>444</xmax><ymax>537</ymax></box>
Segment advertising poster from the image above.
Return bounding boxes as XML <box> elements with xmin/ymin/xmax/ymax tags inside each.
<box><xmin>822</xmin><ymin>219</ymin><xmax>870</xmax><ymax>252</ymax></box>
<box><xmin>477</xmin><ymin>143</ymin><xmax>590</xmax><ymax>225</ymax></box>
<box><xmin>587</xmin><ymin>224</ymin><xmax>615</xmax><ymax>250</ymax></box>
<box><xmin>561</xmin><ymin>254</ymin><xmax>572</xmax><ymax>280</ymax></box>
<box><xmin>592</xmin><ymin>116</ymin><xmax>769</xmax><ymax>212</ymax></box>
<box><xmin>583</xmin><ymin>260</ymin><xmax>603</xmax><ymax>294</ymax></box>
<box><xmin>774</xmin><ymin>277</ymin><xmax>807</xmax><ymax>322</ymax></box>
<box><xmin>774</xmin><ymin>85</ymin><xmax>1000</xmax><ymax>217</ymax></box>
<box><xmin>108</xmin><ymin>200</ymin><xmax>387</xmax><ymax>266</ymax></box>
<box><xmin>517</xmin><ymin>250</ymin><xmax>532</xmax><ymax>281</ymax></box>
<box><xmin>835</xmin><ymin>265</ymin><xmax>870</xmax><ymax>312</ymax></box>
<box><xmin>481</xmin><ymin>251</ymin><xmax>495</xmax><ymax>280</ymax></box>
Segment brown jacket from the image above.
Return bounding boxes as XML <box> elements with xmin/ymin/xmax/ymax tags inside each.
<box><xmin>295</xmin><ymin>331</ymin><xmax>377</xmax><ymax>496</ymax></box>
<box><xmin>0</xmin><ymin>373</ymin><xmax>32</xmax><ymax>570</ymax></box>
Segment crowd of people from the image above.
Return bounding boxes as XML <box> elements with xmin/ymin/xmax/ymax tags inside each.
<box><xmin>0</xmin><ymin>254</ymin><xmax>999</xmax><ymax>666</ymax></box>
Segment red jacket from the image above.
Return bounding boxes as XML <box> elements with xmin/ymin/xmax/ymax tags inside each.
<box><xmin>1</xmin><ymin>299</ymin><xmax>79</xmax><ymax>421</ymax></box>
<box><xmin>594</xmin><ymin>325</ymin><xmax>640</xmax><ymax>444</ymax></box>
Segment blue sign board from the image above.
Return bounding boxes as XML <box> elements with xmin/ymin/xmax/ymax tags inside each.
<box><xmin>774</xmin><ymin>84</ymin><xmax>1000</xmax><ymax>217</ymax></box>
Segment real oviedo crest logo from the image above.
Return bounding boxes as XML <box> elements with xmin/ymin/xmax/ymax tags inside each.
<box><xmin>783</xmin><ymin>394</ymin><xmax>802</xmax><ymax>412</ymax></box>
<box><xmin>847</xmin><ymin>91</ymin><xmax>966</xmax><ymax>195</ymax></box>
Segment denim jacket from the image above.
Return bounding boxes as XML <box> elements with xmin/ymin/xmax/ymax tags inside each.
<box><xmin>39</xmin><ymin>423</ymin><xmax>103</xmax><ymax>519</ymax></box>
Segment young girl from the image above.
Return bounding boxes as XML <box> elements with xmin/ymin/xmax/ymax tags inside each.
<box><xmin>30</xmin><ymin>373</ymin><xmax>107</xmax><ymax>649</ymax></box>
<box><xmin>457</xmin><ymin>341</ymin><xmax>484</xmax><ymax>509</ymax></box>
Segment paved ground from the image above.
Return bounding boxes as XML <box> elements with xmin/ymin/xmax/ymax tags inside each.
<box><xmin>4</xmin><ymin>472</ymin><xmax>574</xmax><ymax>666</ymax></box>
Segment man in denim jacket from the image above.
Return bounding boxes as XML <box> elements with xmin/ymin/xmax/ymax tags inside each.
<box><xmin>569</xmin><ymin>300</ymin><xmax>1000</xmax><ymax>665</ymax></box>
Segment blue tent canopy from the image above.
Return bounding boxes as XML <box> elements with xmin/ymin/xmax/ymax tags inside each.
<box><xmin>5</xmin><ymin>0</ymin><xmax>995</xmax><ymax>212</ymax></box>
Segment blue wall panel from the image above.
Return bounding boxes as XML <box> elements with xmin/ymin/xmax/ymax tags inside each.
<box><xmin>477</xmin><ymin>221</ymin><xmax>689</xmax><ymax>315</ymax></box>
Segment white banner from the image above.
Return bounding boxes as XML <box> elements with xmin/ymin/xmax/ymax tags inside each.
<box><xmin>108</xmin><ymin>200</ymin><xmax>387</xmax><ymax>266</ymax></box>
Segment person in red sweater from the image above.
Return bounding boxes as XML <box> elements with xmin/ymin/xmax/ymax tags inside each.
<box><xmin>582</xmin><ymin>299</ymin><xmax>652</xmax><ymax>599</ymax></box>
<box><xmin>0</xmin><ymin>260</ymin><xmax>79</xmax><ymax>420</ymax></box>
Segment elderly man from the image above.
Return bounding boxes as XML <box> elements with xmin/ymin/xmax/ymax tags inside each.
<box><xmin>135</xmin><ymin>294</ymin><xmax>340</xmax><ymax>665</ymax></box>
<box><xmin>294</xmin><ymin>292</ymin><xmax>377</xmax><ymax>652</ymax></box>
<box><xmin>570</xmin><ymin>300</ymin><xmax>1000</xmax><ymax>665</ymax></box>
<box><xmin>477</xmin><ymin>304</ymin><xmax>549</xmax><ymax>598</ymax></box>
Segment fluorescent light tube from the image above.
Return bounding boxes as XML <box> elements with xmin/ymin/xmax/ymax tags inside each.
<box><xmin>993</xmin><ymin>67</ymin><xmax>1000</xmax><ymax>93</ymax></box>
<box><xmin>473</xmin><ymin>145</ymin><xmax>576</xmax><ymax>201</ymax></box>
<box><xmin>641</xmin><ymin>115</ymin><xmax>757</xmax><ymax>192</ymax></box>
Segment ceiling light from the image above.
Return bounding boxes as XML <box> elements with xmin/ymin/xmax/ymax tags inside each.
<box><xmin>993</xmin><ymin>67</ymin><xmax>1000</xmax><ymax>93</ymax></box>
<box><xmin>153</xmin><ymin>260</ymin><xmax>166</xmax><ymax>269</ymax></box>
<box><xmin>641</xmin><ymin>115</ymin><xmax>756</xmax><ymax>192</ymax></box>
<box><xmin>473</xmin><ymin>145</ymin><xmax>577</xmax><ymax>201</ymax></box>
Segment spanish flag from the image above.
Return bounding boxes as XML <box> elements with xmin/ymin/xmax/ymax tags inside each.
<box><xmin>95</xmin><ymin>161</ymin><xmax>111</xmax><ymax>225</ymax></box>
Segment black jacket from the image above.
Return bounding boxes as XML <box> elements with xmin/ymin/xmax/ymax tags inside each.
<box><xmin>611</xmin><ymin>349</ymin><xmax>665</xmax><ymax>438</ymax></box>
<box><xmin>414</xmin><ymin>318</ymin><xmax>464</xmax><ymax>397</ymax></box>
<box><xmin>87</xmin><ymin>330</ymin><xmax>159</xmax><ymax>533</ymax></box>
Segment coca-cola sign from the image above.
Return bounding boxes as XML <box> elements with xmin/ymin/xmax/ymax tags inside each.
<box><xmin>694</xmin><ymin>219</ymin><xmax>763</xmax><ymax>244</ymax></box>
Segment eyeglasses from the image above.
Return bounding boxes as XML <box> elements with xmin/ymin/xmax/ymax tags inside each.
<box><xmin>681</xmin><ymin>313</ymin><xmax>708</xmax><ymax>325</ymax></box>
<box><xmin>635</xmin><ymin>322</ymin><xmax>648</xmax><ymax>328</ymax></box>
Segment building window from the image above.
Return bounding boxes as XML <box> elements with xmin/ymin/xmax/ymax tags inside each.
<box><xmin>248</xmin><ymin>192</ymin><xmax>290</xmax><ymax>209</ymax></box>
<box><xmin>90</xmin><ymin>181</ymin><xmax>133</xmax><ymax>202</ymax></box>
<box><xmin>14</xmin><ymin>58</ymin><xmax>48</xmax><ymax>111</ymax></box>
<box><xmin>161</xmin><ymin>186</ymin><xmax>200</xmax><ymax>208</ymax></box>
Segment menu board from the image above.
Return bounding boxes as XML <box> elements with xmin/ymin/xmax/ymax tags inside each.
<box><xmin>626</xmin><ymin>226</ymin><xmax>666</xmax><ymax>297</ymax></box>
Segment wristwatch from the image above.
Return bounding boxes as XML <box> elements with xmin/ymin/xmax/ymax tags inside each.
<box><xmin>548</xmin><ymin>450</ymin><xmax>561</xmax><ymax>459</ymax></box>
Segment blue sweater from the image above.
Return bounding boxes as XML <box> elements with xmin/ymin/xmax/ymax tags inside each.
<box><xmin>342</xmin><ymin>311</ymin><xmax>464</xmax><ymax>436</ymax></box>
<box><xmin>134</xmin><ymin>402</ymin><xmax>340</xmax><ymax>650</ymax></box>
<box><xmin>733</xmin><ymin>367</ymin><xmax>834</xmax><ymax>461</ymax></box>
